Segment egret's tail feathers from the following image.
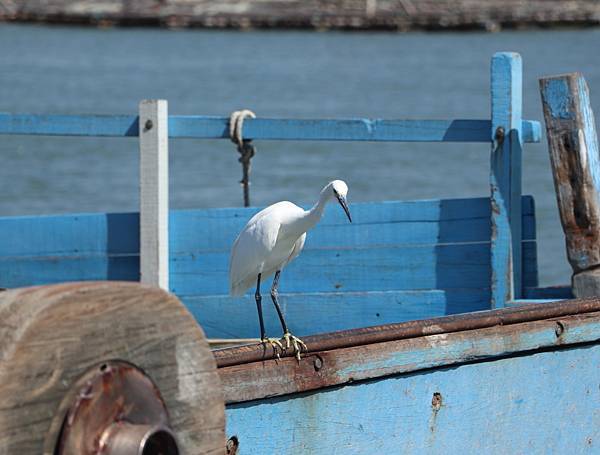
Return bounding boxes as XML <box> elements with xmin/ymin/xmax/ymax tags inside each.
<box><xmin>230</xmin><ymin>278</ymin><xmax>253</xmax><ymax>297</ymax></box>
<box><xmin>230</xmin><ymin>272</ymin><xmax>266</xmax><ymax>297</ymax></box>
<box><xmin>229</xmin><ymin>283</ymin><xmax>246</xmax><ymax>297</ymax></box>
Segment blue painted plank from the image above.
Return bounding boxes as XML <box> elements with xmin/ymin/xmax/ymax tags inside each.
<box><xmin>0</xmin><ymin>239</ymin><xmax>538</xmax><ymax>295</ymax></box>
<box><xmin>0</xmin><ymin>113</ymin><xmax>541</xmax><ymax>143</ymax></box>
<box><xmin>182</xmin><ymin>289</ymin><xmax>490</xmax><ymax>338</ymax></box>
<box><xmin>523</xmin><ymin>285</ymin><xmax>573</xmax><ymax>300</ymax></box>
<box><xmin>0</xmin><ymin>197</ymin><xmax>539</xmax><ymax>298</ymax></box>
<box><xmin>169</xmin><ymin>117</ymin><xmax>542</xmax><ymax>143</ymax></box>
<box><xmin>172</xmin><ymin>214</ymin><xmax>492</xmax><ymax>253</ymax></box>
<box><xmin>521</xmin><ymin>241</ymin><xmax>538</xmax><ymax>288</ymax></box>
<box><xmin>170</xmin><ymin>243</ymin><xmax>492</xmax><ymax>295</ymax></box>
<box><xmin>490</xmin><ymin>52</ymin><xmax>524</xmax><ymax>306</ymax></box>
<box><xmin>0</xmin><ymin>212</ymin><xmax>138</xmax><ymax>257</ymax></box>
<box><xmin>170</xmin><ymin>205</ymin><xmax>534</xmax><ymax>254</ymax></box>
<box><xmin>171</xmin><ymin>196</ymin><xmax>536</xmax><ymax>253</ymax></box>
<box><xmin>226</xmin><ymin>342</ymin><xmax>600</xmax><ymax>453</ymax></box>
<box><xmin>0</xmin><ymin>114</ymin><xmax>139</xmax><ymax>137</ymax></box>
<box><xmin>170</xmin><ymin>242</ymin><xmax>538</xmax><ymax>296</ymax></box>
<box><xmin>0</xmin><ymin>196</ymin><xmax>535</xmax><ymax>257</ymax></box>
<box><xmin>0</xmin><ymin>256</ymin><xmax>138</xmax><ymax>287</ymax></box>
<box><xmin>508</xmin><ymin>299</ymin><xmax>566</xmax><ymax>306</ymax></box>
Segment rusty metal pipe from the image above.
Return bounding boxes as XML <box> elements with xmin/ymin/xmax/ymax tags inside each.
<box><xmin>56</xmin><ymin>361</ymin><xmax>179</xmax><ymax>455</ymax></box>
<box><xmin>214</xmin><ymin>298</ymin><xmax>600</xmax><ymax>367</ymax></box>
<box><xmin>103</xmin><ymin>423</ymin><xmax>179</xmax><ymax>455</ymax></box>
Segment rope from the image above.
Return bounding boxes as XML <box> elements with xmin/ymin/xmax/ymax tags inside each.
<box><xmin>229</xmin><ymin>110</ymin><xmax>256</xmax><ymax>207</ymax></box>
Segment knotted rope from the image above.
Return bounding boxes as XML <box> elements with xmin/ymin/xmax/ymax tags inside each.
<box><xmin>229</xmin><ymin>109</ymin><xmax>256</xmax><ymax>207</ymax></box>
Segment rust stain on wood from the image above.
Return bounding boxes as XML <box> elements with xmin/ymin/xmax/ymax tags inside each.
<box><xmin>216</xmin><ymin>301</ymin><xmax>600</xmax><ymax>404</ymax></box>
<box><xmin>214</xmin><ymin>297</ymin><xmax>600</xmax><ymax>367</ymax></box>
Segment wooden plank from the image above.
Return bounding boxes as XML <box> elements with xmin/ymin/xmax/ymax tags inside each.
<box><xmin>523</xmin><ymin>285</ymin><xmax>573</xmax><ymax>300</ymax></box>
<box><xmin>0</xmin><ymin>282</ymin><xmax>225</xmax><ymax>454</ymax></box>
<box><xmin>490</xmin><ymin>51</ymin><xmax>523</xmax><ymax>306</ymax></box>
<box><xmin>0</xmin><ymin>240</ymin><xmax>536</xmax><ymax>294</ymax></box>
<box><xmin>0</xmin><ymin>198</ymin><xmax>538</xmax><ymax>296</ymax></box>
<box><xmin>169</xmin><ymin>117</ymin><xmax>542</xmax><ymax>143</ymax></box>
<box><xmin>0</xmin><ymin>113</ymin><xmax>541</xmax><ymax>143</ymax></box>
<box><xmin>171</xmin><ymin>242</ymin><xmax>539</xmax><ymax>296</ymax></box>
<box><xmin>0</xmin><ymin>113</ymin><xmax>139</xmax><ymax>137</ymax></box>
<box><xmin>139</xmin><ymin>100</ymin><xmax>169</xmax><ymax>290</ymax></box>
<box><xmin>171</xmin><ymin>243</ymin><xmax>492</xmax><ymax>295</ymax></box>
<box><xmin>0</xmin><ymin>255</ymin><xmax>139</xmax><ymax>288</ymax></box>
<box><xmin>521</xmin><ymin>240</ymin><xmax>538</xmax><ymax>287</ymax></box>
<box><xmin>0</xmin><ymin>196</ymin><xmax>536</xmax><ymax>256</ymax></box>
<box><xmin>539</xmin><ymin>73</ymin><xmax>600</xmax><ymax>298</ymax></box>
<box><xmin>224</xmin><ymin>341</ymin><xmax>600</xmax><ymax>453</ymax></box>
<box><xmin>173</xmin><ymin>214</ymin><xmax>491</xmax><ymax>252</ymax></box>
<box><xmin>183</xmin><ymin>289</ymin><xmax>490</xmax><ymax>338</ymax></box>
<box><xmin>219</xmin><ymin>311</ymin><xmax>600</xmax><ymax>404</ymax></box>
<box><xmin>0</xmin><ymin>212</ymin><xmax>138</xmax><ymax>257</ymax></box>
<box><xmin>170</xmin><ymin>195</ymin><xmax>536</xmax><ymax>253</ymax></box>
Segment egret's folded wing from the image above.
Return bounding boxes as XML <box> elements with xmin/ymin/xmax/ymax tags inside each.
<box><xmin>285</xmin><ymin>232</ymin><xmax>306</xmax><ymax>267</ymax></box>
<box><xmin>229</xmin><ymin>212</ymin><xmax>281</xmax><ymax>296</ymax></box>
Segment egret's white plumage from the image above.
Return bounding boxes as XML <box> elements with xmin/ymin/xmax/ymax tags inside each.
<box><xmin>229</xmin><ymin>180</ymin><xmax>350</xmax><ymax>296</ymax></box>
<box><xmin>228</xmin><ymin>179</ymin><xmax>352</xmax><ymax>359</ymax></box>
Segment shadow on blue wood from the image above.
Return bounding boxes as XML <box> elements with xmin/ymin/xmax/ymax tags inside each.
<box><xmin>0</xmin><ymin>196</ymin><xmax>546</xmax><ymax>337</ymax></box>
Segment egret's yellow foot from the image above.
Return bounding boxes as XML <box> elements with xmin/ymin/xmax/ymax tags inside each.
<box><xmin>282</xmin><ymin>332</ymin><xmax>307</xmax><ymax>360</ymax></box>
<box><xmin>261</xmin><ymin>337</ymin><xmax>284</xmax><ymax>359</ymax></box>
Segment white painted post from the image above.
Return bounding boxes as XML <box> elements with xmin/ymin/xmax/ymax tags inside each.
<box><xmin>139</xmin><ymin>100</ymin><xmax>169</xmax><ymax>290</ymax></box>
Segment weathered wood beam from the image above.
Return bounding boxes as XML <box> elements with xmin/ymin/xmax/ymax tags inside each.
<box><xmin>217</xmin><ymin>305</ymin><xmax>600</xmax><ymax>403</ymax></box>
<box><xmin>540</xmin><ymin>73</ymin><xmax>600</xmax><ymax>297</ymax></box>
<box><xmin>214</xmin><ymin>297</ymin><xmax>600</xmax><ymax>367</ymax></box>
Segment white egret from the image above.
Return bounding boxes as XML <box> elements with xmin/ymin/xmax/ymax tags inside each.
<box><xmin>229</xmin><ymin>180</ymin><xmax>352</xmax><ymax>359</ymax></box>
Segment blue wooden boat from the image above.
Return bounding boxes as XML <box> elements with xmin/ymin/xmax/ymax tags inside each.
<box><xmin>0</xmin><ymin>52</ymin><xmax>598</xmax><ymax>454</ymax></box>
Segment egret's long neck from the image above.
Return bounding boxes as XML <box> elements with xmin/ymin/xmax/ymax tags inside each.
<box><xmin>297</xmin><ymin>186</ymin><xmax>332</xmax><ymax>234</ymax></box>
<box><xmin>293</xmin><ymin>186</ymin><xmax>333</xmax><ymax>236</ymax></box>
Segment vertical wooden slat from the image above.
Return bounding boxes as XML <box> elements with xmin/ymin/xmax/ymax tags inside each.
<box><xmin>139</xmin><ymin>100</ymin><xmax>169</xmax><ymax>289</ymax></box>
<box><xmin>490</xmin><ymin>52</ymin><xmax>523</xmax><ymax>307</ymax></box>
<box><xmin>539</xmin><ymin>73</ymin><xmax>600</xmax><ymax>297</ymax></box>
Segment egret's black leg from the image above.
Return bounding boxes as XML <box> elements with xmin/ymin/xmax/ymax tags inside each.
<box><xmin>255</xmin><ymin>273</ymin><xmax>266</xmax><ymax>340</ymax></box>
<box><xmin>270</xmin><ymin>270</ymin><xmax>289</xmax><ymax>334</ymax></box>
<box><xmin>256</xmin><ymin>273</ymin><xmax>283</xmax><ymax>356</ymax></box>
<box><xmin>270</xmin><ymin>270</ymin><xmax>307</xmax><ymax>360</ymax></box>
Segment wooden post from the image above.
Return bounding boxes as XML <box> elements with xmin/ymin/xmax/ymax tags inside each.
<box><xmin>139</xmin><ymin>100</ymin><xmax>169</xmax><ymax>290</ymax></box>
<box><xmin>490</xmin><ymin>52</ymin><xmax>523</xmax><ymax>307</ymax></box>
<box><xmin>539</xmin><ymin>73</ymin><xmax>600</xmax><ymax>298</ymax></box>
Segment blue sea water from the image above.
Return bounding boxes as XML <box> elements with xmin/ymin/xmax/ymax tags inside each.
<box><xmin>1</xmin><ymin>23</ymin><xmax>600</xmax><ymax>285</ymax></box>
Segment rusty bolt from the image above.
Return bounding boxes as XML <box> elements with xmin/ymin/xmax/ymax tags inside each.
<box><xmin>431</xmin><ymin>392</ymin><xmax>442</xmax><ymax>411</ymax></box>
<box><xmin>144</xmin><ymin>119</ymin><xmax>153</xmax><ymax>131</ymax></box>
<box><xmin>313</xmin><ymin>356</ymin><xmax>323</xmax><ymax>372</ymax></box>
<box><xmin>495</xmin><ymin>126</ymin><xmax>505</xmax><ymax>144</ymax></box>
<box><xmin>555</xmin><ymin>321</ymin><xmax>565</xmax><ymax>337</ymax></box>
<box><xmin>226</xmin><ymin>436</ymin><xmax>239</xmax><ymax>454</ymax></box>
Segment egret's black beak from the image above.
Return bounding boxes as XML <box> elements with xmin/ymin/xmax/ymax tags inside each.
<box><xmin>337</xmin><ymin>195</ymin><xmax>352</xmax><ymax>223</ymax></box>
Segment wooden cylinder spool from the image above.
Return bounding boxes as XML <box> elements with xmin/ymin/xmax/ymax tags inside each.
<box><xmin>0</xmin><ymin>282</ymin><xmax>225</xmax><ymax>454</ymax></box>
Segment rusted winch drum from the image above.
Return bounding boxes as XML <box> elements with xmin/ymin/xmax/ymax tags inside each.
<box><xmin>0</xmin><ymin>282</ymin><xmax>225</xmax><ymax>454</ymax></box>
